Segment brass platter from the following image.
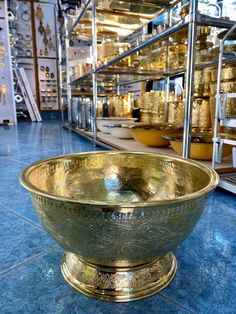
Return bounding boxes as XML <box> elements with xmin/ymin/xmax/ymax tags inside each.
<box><xmin>20</xmin><ymin>151</ymin><xmax>219</xmax><ymax>302</ymax></box>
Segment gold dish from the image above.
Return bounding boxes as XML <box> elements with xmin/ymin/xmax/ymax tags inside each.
<box><xmin>124</xmin><ymin>123</ymin><xmax>182</xmax><ymax>147</ymax></box>
<box><xmin>163</xmin><ymin>133</ymin><xmax>232</xmax><ymax>160</ymax></box>
<box><xmin>19</xmin><ymin>151</ymin><xmax>219</xmax><ymax>302</ymax></box>
<box><xmin>96</xmin><ymin>117</ymin><xmax>135</xmax><ymax>133</ymax></box>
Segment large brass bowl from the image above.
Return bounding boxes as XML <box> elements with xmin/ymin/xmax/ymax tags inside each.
<box><xmin>20</xmin><ymin>152</ymin><xmax>218</xmax><ymax>302</ymax></box>
<box><xmin>124</xmin><ymin>123</ymin><xmax>182</xmax><ymax>147</ymax></box>
<box><xmin>163</xmin><ymin>133</ymin><xmax>232</xmax><ymax>160</ymax></box>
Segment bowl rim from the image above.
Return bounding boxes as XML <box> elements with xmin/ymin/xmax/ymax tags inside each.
<box><xmin>19</xmin><ymin>151</ymin><xmax>219</xmax><ymax>208</ymax></box>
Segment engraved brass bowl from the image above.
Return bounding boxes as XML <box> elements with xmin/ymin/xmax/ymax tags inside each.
<box><xmin>20</xmin><ymin>152</ymin><xmax>219</xmax><ymax>302</ymax></box>
<box><xmin>163</xmin><ymin>133</ymin><xmax>232</xmax><ymax>160</ymax></box>
<box><xmin>124</xmin><ymin>123</ymin><xmax>183</xmax><ymax>147</ymax></box>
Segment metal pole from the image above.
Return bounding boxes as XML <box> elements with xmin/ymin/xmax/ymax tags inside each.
<box><xmin>182</xmin><ymin>0</ymin><xmax>198</xmax><ymax>158</ymax></box>
<box><xmin>92</xmin><ymin>0</ymin><xmax>97</xmax><ymax>143</ymax></box>
<box><xmin>164</xmin><ymin>8</ymin><xmax>171</xmax><ymax>123</ymax></box>
<box><xmin>58</xmin><ymin>9</ymin><xmax>65</xmax><ymax>123</ymax></box>
<box><xmin>65</xmin><ymin>17</ymin><xmax>72</xmax><ymax>126</ymax></box>
<box><xmin>212</xmin><ymin>23</ymin><xmax>236</xmax><ymax>168</ymax></box>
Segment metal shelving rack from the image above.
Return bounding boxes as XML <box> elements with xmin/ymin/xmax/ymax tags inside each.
<box><xmin>63</xmin><ymin>0</ymin><xmax>236</xmax><ymax>158</ymax></box>
<box><xmin>212</xmin><ymin>23</ymin><xmax>236</xmax><ymax>194</ymax></box>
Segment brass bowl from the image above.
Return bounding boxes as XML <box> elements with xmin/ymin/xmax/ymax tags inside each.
<box><xmin>20</xmin><ymin>152</ymin><xmax>219</xmax><ymax>302</ymax></box>
<box><xmin>96</xmin><ymin>117</ymin><xmax>135</xmax><ymax>133</ymax></box>
<box><xmin>124</xmin><ymin>123</ymin><xmax>182</xmax><ymax>147</ymax></box>
<box><xmin>163</xmin><ymin>133</ymin><xmax>232</xmax><ymax>160</ymax></box>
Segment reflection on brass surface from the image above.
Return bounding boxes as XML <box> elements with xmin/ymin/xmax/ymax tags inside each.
<box><xmin>20</xmin><ymin>152</ymin><xmax>219</xmax><ymax>302</ymax></box>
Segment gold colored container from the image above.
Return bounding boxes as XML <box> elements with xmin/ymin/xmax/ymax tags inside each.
<box><xmin>199</xmin><ymin>99</ymin><xmax>211</xmax><ymax>130</ymax></box>
<box><xmin>140</xmin><ymin>110</ymin><xmax>151</xmax><ymax>123</ymax></box>
<box><xmin>20</xmin><ymin>151</ymin><xmax>219</xmax><ymax>302</ymax></box>
<box><xmin>164</xmin><ymin>133</ymin><xmax>231</xmax><ymax>160</ymax></box>
<box><xmin>195</xmin><ymin>41</ymin><xmax>213</xmax><ymax>64</ymax></box>
<box><xmin>168</xmin><ymin>101</ymin><xmax>184</xmax><ymax>125</ymax></box>
<box><xmin>210</xmin><ymin>81</ymin><xmax>236</xmax><ymax>95</ymax></box>
<box><xmin>170</xmin><ymin>141</ymin><xmax>226</xmax><ymax>160</ymax></box>
<box><xmin>168</xmin><ymin>46</ymin><xmax>178</xmax><ymax>69</ymax></box>
<box><xmin>126</xmin><ymin>123</ymin><xmax>182</xmax><ymax>147</ymax></box>
<box><xmin>211</xmin><ymin>66</ymin><xmax>236</xmax><ymax>82</ymax></box>
<box><xmin>197</xmin><ymin>26</ymin><xmax>211</xmax><ymax>38</ymax></box>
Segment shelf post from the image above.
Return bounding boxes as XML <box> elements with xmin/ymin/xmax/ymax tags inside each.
<box><xmin>65</xmin><ymin>16</ymin><xmax>72</xmax><ymax>125</ymax></box>
<box><xmin>92</xmin><ymin>0</ymin><xmax>97</xmax><ymax>144</ymax></box>
<box><xmin>212</xmin><ymin>23</ymin><xmax>236</xmax><ymax>168</ymax></box>
<box><xmin>182</xmin><ymin>0</ymin><xmax>198</xmax><ymax>158</ymax></box>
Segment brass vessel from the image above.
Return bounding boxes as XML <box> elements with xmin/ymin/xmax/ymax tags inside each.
<box><xmin>163</xmin><ymin>133</ymin><xmax>232</xmax><ymax>160</ymax></box>
<box><xmin>124</xmin><ymin>123</ymin><xmax>182</xmax><ymax>147</ymax></box>
<box><xmin>20</xmin><ymin>152</ymin><xmax>219</xmax><ymax>302</ymax></box>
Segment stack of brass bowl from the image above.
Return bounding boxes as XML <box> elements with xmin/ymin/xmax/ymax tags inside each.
<box><xmin>138</xmin><ymin>91</ymin><xmax>165</xmax><ymax>124</ymax></box>
<box><xmin>192</xmin><ymin>98</ymin><xmax>211</xmax><ymax>131</ymax></box>
<box><xmin>107</xmin><ymin>93</ymin><xmax>134</xmax><ymax>118</ymax></box>
<box><xmin>150</xmin><ymin>90</ymin><xmax>165</xmax><ymax>123</ymax></box>
<box><xmin>97</xmin><ymin>42</ymin><xmax>131</xmax><ymax>67</ymax></box>
<box><xmin>195</xmin><ymin>26</ymin><xmax>213</xmax><ymax>64</ymax></box>
<box><xmin>194</xmin><ymin>68</ymin><xmax>212</xmax><ymax>131</ymax></box>
<box><xmin>168</xmin><ymin>43</ymin><xmax>187</xmax><ymax>70</ymax></box>
<box><xmin>149</xmin><ymin>44</ymin><xmax>167</xmax><ymax>71</ymax></box>
<box><xmin>210</xmin><ymin>65</ymin><xmax>236</xmax><ymax>128</ymax></box>
<box><xmin>168</xmin><ymin>93</ymin><xmax>184</xmax><ymax>125</ymax></box>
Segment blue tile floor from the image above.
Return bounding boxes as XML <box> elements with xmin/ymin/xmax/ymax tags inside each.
<box><xmin>0</xmin><ymin>121</ymin><xmax>235</xmax><ymax>314</ymax></box>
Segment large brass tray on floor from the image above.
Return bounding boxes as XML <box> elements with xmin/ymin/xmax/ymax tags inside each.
<box><xmin>20</xmin><ymin>152</ymin><xmax>218</xmax><ymax>302</ymax></box>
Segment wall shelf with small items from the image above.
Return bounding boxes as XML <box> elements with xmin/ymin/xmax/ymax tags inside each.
<box><xmin>7</xmin><ymin>0</ymin><xmax>61</xmax><ymax>118</ymax></box>
<box><xmin>0</xmin><ymin>0</ymin><xmax>16</xmax><ymax>125</ymax></box>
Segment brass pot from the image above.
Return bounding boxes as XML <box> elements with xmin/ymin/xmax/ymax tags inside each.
<box><xmin>163</xmin><ymin>133</ymin><xmax>231</xmax><ymax>160</ymax></box>
<box><xmin>170</xmin><ymin>141</ymin><xmax>231</xmax><ymax>160</ymax></box>
<box><xmin>125</xmin><ymin>123</ymin><xmax>182</xmax><ymax>147</ymax></box>
<box><xmin>211</xmin><ymin>66</ymin><xmax>236</xmax><ymax>82</ymax></box>
<box><xmin>20</xmin><ymin>151</ymin><xmax>219</xmax><ymax>302</ymax></box>
<box><xmin>210</xmin><ymin>81</ymin><xmax>236</xmax><ymax>95</ymax></box>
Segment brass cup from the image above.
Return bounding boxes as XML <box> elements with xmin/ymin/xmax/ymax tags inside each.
<box><xmin>20</xmin><ymin>152</ymin><xmax>219</xmax><ymax>302</ymax></box>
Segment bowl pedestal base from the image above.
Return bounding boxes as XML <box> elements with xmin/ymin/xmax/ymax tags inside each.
<box><xmin>61</xmin><ymin>252</ymin><xmax>177</xmax><ymax>302</ymax></box>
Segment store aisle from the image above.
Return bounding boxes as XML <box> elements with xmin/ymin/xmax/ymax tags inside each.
<box><xmin>0</xmin><ymin>121</ymin><xmax>235</xmax><ymax>314</ymax></box>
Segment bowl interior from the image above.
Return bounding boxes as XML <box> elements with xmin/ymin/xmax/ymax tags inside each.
<box><xmin>22</xmin><ymin>152</ymin><xmax>216</xmax><ymax>205</ymax></box>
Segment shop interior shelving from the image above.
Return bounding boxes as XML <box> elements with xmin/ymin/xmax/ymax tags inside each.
<box><xmin>212</xmin><ymin>24</ymin><xmax>236</xmax><ymax>193</ymax></box>
<box><xmin>62</xmin><ymin>0</ymin><xmax>236</xmax><ymax>169</ymax></box>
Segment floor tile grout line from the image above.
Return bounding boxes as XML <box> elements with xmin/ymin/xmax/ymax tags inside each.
<box><xmin>7</xmin><ymin>157</ymin><xmax>30</xmax><ymax>165</ymax></box>
<box><xmin>0</xmin><ymin>203</ymin><xmax>43</xmax><ymax>230</ymax></box>
<box><xmin>159</xmin><ymin>293</ymin><xmax>196</xmax><ymax>314</ymax></box>
<box><xmin>0</xmin><ymin>247</ymin><xmax>58</xmax><ymax>278</ymax></box>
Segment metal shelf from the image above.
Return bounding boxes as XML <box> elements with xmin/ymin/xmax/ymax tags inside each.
<box><xmin>219</xmin><ymin>173</ymin><xmax>236</xmax><ymax>194</ymax></box>
<box><xmin>64</xmin><ymin>0</ymin><xmax>236</xmax><ymax>159</ymax></box>
<box><xmin>60</xmin><ymin>58</ymin><xmax>67</xmax><ymax>66</ymax></box>
<box><xmin>220</xmin><ymin>119</ymin><xmax>236</xmax><ymax>128</ymax></box>
<box><xmin>218</xmin><ymin>138</ymin><xmax>236</xmax><ymax>146</ymax></box>
<box><xmin>68</xmin><ymin>0</ymin><xmax>91</xmax><ymax>36</ymax></box>
<box><xmin>69</xmin><ymin>54</ymin><xmax>236</xmax><ymax>87</ymax></box>
<box><xmin>97</xmin><ymin>22</ymin><xmax>189</xmax><ymax>72</ymax></box>
<box><xmin>70</xmin><ymin>72</ymin><xmax>93</xmax><ymax>85</ymax></box>
<box><xmin>196</xmin><ymin>13</ymin><xmax>236</xmax><ymax>29</ymax></box>
<box><xmin>67</xmin><ymin>0</ymin><xmax>182</xmax><ymax>38</ymax></box>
